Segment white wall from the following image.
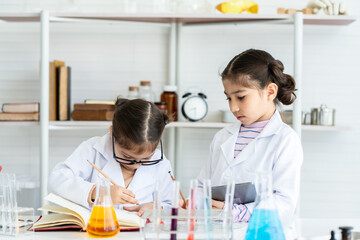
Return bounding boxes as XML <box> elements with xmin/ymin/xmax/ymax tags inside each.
<box><xmin>0</xmin><ymin>0</ymin><xmax>359</xmax><ymax>217</ymax></box>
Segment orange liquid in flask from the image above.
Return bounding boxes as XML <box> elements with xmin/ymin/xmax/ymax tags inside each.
<box><xmin>87</xmin><ymin>205</ymin><xmax>120</xmax><ymax>238</ymax></box>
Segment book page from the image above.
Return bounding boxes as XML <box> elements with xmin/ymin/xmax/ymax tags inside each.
<box><xmin>45</xmin><ymin>193</ymin><xmax>91</xmax><ymax>225</ymax></box>
<box><xmin>44</xmin><ymin>193</ymin><xmax>144</xmax><ymax>229</ymax></box>
<box><xmin>33</xmin><ymin>213</ymin><xmax>83</xmax><ymax>228</ymax></box>
<box><xmin>39</xmin><ymin>205</ymin><xmax>85</xmax><ymax>227</ymax></box>
<box><xmin>115</xmin><ymin>209</ymin><xmax>144</xmax><ymax>228</ymax></box>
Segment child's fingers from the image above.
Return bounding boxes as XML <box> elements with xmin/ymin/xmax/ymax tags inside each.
<box><xmin>123</xmin><ymin>205</ymin><xmax>140</xmax><ymax>212</ymax></box>
<box><xmin>178</xmin><ymin>199</ymin><xmax>185</xmax><ymax>209</ymax></box>
<box><xmin>137</xmin><ymin>208</ymin><xmax>144</xmax><ymax>217</ymax></box>
<box><xmin>122</xmin><ymin>194</ymin><xmax>138</xmax><ymax>204</ymax></box>
<box><xmin>123</xmin><ymin>189</ymin><xmax>135</xmax><ymax>198</ymax></box>
<box><xmin>211</xmin><ymin>199</ymin><xmax>224</xmax><ymax>209</ymax></box>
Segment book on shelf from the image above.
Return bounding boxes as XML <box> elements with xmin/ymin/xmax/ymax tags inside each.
<box><xmin>71</xmin><ymin>110</ymin><xmax>114</xmax><ymax>121</ymax></box>
<box><xmin>49</xmin><ymin>60</ymin><xmax>66</xmax><ymax>121</ymax></box>
<box><xmin>84</xmin><ymin>99</ymin><xmax>116</xmax><ymax>105</ymax></box>
<box><xmin>30</xmin><ymin>193</ymin><xmax>143</xmax><ymax>231</ymax></box>
<box><xmin>74</xmin><ymin>103</ymin><xmax>115</xmax><ymax>111</ymax></box>
<box><xmin>0</xmin><ymin>112</ymin><xmax>39</xmax><ymax>121</ymax></box>
<box><xmin>2</xmin><ymin>102</ymin><xmax>40</xmax><ymax>113</ymax></box>
<box><xmin>56</xmin><ymin>66</ymin><xmax>71</xmax><ymax>121</ymax></box>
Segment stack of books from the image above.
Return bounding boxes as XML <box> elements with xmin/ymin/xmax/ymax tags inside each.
<box><xmin>0</xmin><ymin>102</ymin><xmax>40</xmax><ymax>121</ymax></box>
<box><xmin>71</xmin><ymin>101</ymin><xmax>115</xmax><ymax>121</ymax></box>
<box><xmin>49</xmin><ymin>60</ymin><xmax>71</xmax><ymax>121</ymax></box>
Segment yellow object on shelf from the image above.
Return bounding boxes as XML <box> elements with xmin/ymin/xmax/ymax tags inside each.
<box><xmin>216</xmin><ymin>0</ymin><xmax>259</xmax><ymax>14</ymax></box>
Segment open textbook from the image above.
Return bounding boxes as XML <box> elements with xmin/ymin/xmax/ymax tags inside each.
<box><xmin>31</xmin><ymin>193</ymin><xmax>144</xmax><ymax>231</ymax></box>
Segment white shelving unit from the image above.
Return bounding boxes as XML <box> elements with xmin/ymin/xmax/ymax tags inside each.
<box><xmin>0</xmin><ymin>12</ymin><xmax>355</xmax><ymax>205</ymax></box>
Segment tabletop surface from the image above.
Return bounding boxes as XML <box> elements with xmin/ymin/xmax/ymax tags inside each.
<box><xmin>1</xmin><ymin>218</ymin><xmax>360</xmax><ymax>240</ymax></box>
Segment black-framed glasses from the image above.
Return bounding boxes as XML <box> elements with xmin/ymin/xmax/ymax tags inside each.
<box><xmin>112</xmin><ymin>133</ymin><xmax>163</xmax><ymax>166</ymax></box>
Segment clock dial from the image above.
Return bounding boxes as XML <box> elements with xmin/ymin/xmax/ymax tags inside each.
<box><xmin>183</xmin><ymin>96</ymin><xmax>207</xmax><ymax>121</ymax></box>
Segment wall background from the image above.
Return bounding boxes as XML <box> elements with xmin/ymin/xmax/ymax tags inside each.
<box><xmin>0</xmin><ymin>0</ymin><xmax>359</xmax><ymax>218</ymax></box>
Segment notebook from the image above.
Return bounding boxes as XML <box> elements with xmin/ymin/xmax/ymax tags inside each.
<box><xmin>212</xmin><ymin>182</ymin><xmax>256</xmax><ymax>205</ymax></box>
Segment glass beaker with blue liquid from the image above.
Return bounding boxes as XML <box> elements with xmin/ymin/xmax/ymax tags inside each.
<box><xmin>244</xmin><ymin>172</ymin><xmax>285</xmax><ymax>240</ymax></box>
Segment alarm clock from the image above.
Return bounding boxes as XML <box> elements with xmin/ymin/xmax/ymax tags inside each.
<box><xmin>181</xmin><ymin>92</ymin><xmax>208</xmax><ymax>122</ymax></box>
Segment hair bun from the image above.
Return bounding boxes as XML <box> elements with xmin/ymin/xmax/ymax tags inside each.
<box><xmin>268</xmin><ymin>59</ymin><xmax>284</xmax><ymax>73</ymax></box>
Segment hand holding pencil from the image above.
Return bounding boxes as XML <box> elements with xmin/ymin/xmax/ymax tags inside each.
<box><xmin>87</xmin><ymin>160</ymin><xmax>138</xmax><ymax>205</ymax></box>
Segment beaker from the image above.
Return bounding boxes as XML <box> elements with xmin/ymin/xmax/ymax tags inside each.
<box><xmin>86</xmin><ymin>178</ymin><xmax>119</xmax><ymax>238</ymax></box>
<box><xmin>244</xmin><ymin>172</ymin><xmax>285</xmax><ymax>240</ymax></box>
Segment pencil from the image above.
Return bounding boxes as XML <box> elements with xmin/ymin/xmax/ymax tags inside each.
<box><xmin>87</xmin><ymin>160</ymin><xmax>117</xmax><ymax>186</ymax></box>
<box><xmin>168</xmin><ymin>171</ymin><xmax>187</xmax><ymax>203</ymax></box>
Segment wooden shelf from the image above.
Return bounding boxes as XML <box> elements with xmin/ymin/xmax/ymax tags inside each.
<box><xmin>48</xmin><ymin>121</ymin><xmax>111</xmax><ymax>130</ymax></box>
<box><xmin>0</xmin><ymin>121</ymin><xmax>39</xmax><ymax>127</ymax></box>
<box><xmin>42</xmin><ymin>121</ymin><xmax>351</xmax><ymax>131</ymax></box>
<box><xmin>168</xmin><ymin>121</ymin><xmax>232</xmax><ymax>128</ymax></box>
<box><xmin>301</xmin><ymin>125</ymin><xmax>350</xmax><ymax>131</ymax></box>
<box><xmin>0</xmin><ymin>12</ymin><xmax>356</xmax><ymax>25</ymax></box>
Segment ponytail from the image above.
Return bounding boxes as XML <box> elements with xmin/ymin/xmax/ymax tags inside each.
<box><xmin>268</xmin><ymin>60</ymin><xmax>296</xmax><ymax>105</ymax></box>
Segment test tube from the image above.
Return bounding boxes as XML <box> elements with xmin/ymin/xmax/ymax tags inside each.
<box><xmin>187</xmin><ymin>179</ymin><xmax>198</xmax><ymax>240</ymax></box>
<box><xmin>203</xmin><ymin>179</ymin><xmax>212</xmax><ymax>240</ymax></box>
<box><xmin>170</xmin><ymin>181</ymin><xmax>179</xmax><ymax>240</ymax></box>
<box><xmin>0</xmin><ymin>194</ymin><xmax>4</xmax><ymax>234</ymax></box>
<box><xmin>153</xmin><ymin>180</ymin><xmax>161</xmax><ymax>240</ymax></box>
<box><xmin>222</xmin><ymin>180</ymin><xmax>235</xmax><ymax>240</ymax></box>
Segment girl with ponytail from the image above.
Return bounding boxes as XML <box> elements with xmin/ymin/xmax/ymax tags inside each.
<box><xmin>197</xmin><ymin>49</ymin><xmax>303</xmax><ymax>238</ymax></box>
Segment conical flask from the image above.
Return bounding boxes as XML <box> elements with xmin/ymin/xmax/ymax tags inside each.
<box><xmin>244</xmin><ymin>172</ymin><xmax>285</xmax><ymax>240</ymax></box>
<box><xmin>87</xmin><ymin>178</ymin><xmax>120</xmax><ymax>238</ymax></box>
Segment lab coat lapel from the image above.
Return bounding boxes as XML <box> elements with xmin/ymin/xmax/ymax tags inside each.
<box><xmin>221</xmin><ymin>123</ymin><xmax>240</xmax><ymax>165</ymax></box>
<box><xmin>101</xmin><ymin>159</ymin><xmax>125</xmax><ymax>187</ymax></box>
<box><xmin>230</xmin><ymin>110</ymin><xmax>283</xmax><ymax>167</ymax></box>
<box><xmin>127</xmin><ymin>166</ymin><xmax>155</xmax><ymax>193</ymax></box>
<box><xmin>92</xmin><ymin>132</ymin><xmax>126</xmax><ymax>187</ymax></box>
<box><xmin>231</xmin><ymin>139</ymin><xmax>256</xmax><ymax>167</ymax></box>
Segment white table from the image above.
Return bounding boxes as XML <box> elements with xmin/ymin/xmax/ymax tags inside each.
<box><xmin>295</xmin><ymin>218</ymin><xmax>360</xmax><ymax>239</ymax></box>
<box><xmin>2</xmin><ymin>218</ymin><xmax>360</xmax><ymax>240</ymax></box>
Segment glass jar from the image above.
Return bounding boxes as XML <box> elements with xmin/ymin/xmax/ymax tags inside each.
<box><xmin>161</xmin><ymin>85</ymin><xmax>178</xmax><ymax>121</ymax></box>
<box><xmin>139</xmin><ymin>81</ymin><xmax>155</xmax><ymax>102</ymax></box>
<box><xmin>127</xmin><ymin>86</ymin><xmax>139</xmax><ymax>100</ymax></box>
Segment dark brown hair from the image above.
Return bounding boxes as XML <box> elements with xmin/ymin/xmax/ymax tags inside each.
<box><xmin>221</xmin><ymin>49</ymin><xmax>296</xmax><ymax>105</ymax></box>
<box><xmin>112</xmin><ymin>98</ymin><xmax>168</xmax><ymax>154</ymax></box>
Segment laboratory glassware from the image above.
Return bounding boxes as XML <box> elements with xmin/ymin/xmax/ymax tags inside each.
<box><xmin>244</xmin><ymin>171</ymin><xmax>286</xmax><ymax>240</ymax></box>
<box><xmin>86</xmin><ymin>178</ymin><xmax>119</xmax><ymax>238</ymax></box>
<box><xmin>170</xmin><ymin>180</ymin><xmax>180</xmax><ymax>240</ymax></box>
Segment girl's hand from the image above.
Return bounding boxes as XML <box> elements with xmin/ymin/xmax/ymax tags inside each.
<box><xmin>123</xmin><ymin>202</ymin><xmax>153</xmax><ymax>217</ymax></box>
<box><xmin>179</xmin><ymin>199</ymin><xmax>189</xmax><ymax>209</ymax></box>
<box><xmin>110</xmin><ymin>185</ymin><xmax>138</xmax><ymax>205</ymax></box>
<box><xmin>212</xmin><ymin>199</ymin><xmax>225</xmax><ymax>209</ymax></box>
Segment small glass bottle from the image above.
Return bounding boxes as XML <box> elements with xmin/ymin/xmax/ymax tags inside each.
<box><xmin>154</xmin><ymin>102</ymin><xmax>168</xmax><ymax>115</ymax></box>
<box><xmin>161</xmin><ymin>85</ymin><xmax>178</xmax><ymax>121</ymax></box>
<box><xmin>339</xmin><ymin>226</ymin><xmax>353</xmax><ymax>240</ymax></box>
<box><xmin>139</xmin><ymin>81</ymin><xmax>155</xmax><ymax>102</ymax></box>
<box><xmin>244</xmin><ymin>172</ymin><xmax>286</xmax><ymax>240</ymax></box>
<box><xmin>87</xmin><ymin>178</ymin><xmax>119</xmax><ymax>238</ymax></box>
<box><xmin>127</xmin><ymin>86</ymin><xmax>139</xmax><ymax>100</ymax></box>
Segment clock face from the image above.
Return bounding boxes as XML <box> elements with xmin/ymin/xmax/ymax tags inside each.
<box><xmin>182</xmin><ymin>96</ymin><xmax>208</xmax><ymax>121</ymax></box>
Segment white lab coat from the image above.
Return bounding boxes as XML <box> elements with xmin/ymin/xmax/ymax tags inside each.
<box><xmin>48</xmin><ymin>132</ymin><xmax>173</xmax><ymax>210</ymax></box>
<box><xmin>198</xmin><ymin>110</ymin><xmax>303</xmax><ymax>239</ymax></box>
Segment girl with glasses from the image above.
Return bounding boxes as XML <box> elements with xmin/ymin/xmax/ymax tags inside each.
<box><xmin>48</xmin><ymin>98</ymin><xmax>173</xmax><ymax>216</ymax></box>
